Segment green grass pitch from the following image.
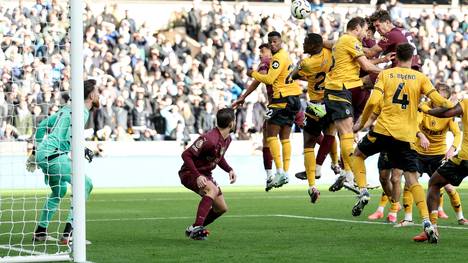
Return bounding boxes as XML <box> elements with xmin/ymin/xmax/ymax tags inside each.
<box><xmin>2</xmin><ymin>186</ymin><xmax>468</xmax><ymax>262</ymax></box>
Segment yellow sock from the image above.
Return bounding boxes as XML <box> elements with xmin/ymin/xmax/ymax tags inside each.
<box><xmin>389</xmin><ymin>199</ymin><xmax>400</xmax><ymax>213</ymax></box>
<box><xmin>403</xmin><ymin>187</ymin><xmax>413</xmax><ymax>214</ymax></box>
<box><xmin>304</xmin><ymin>148</ymin><xmax>316</xmax><ymax>187</ymax></box>
<box><xmin>330</xmin><ymin>139</ymin><xmax>338</xmax><ymax>165</ymax></box>
<box><xmin>438</xmin><ymin>190</ymin><xmax>444</xmax><ymax>210</ymax></box>
<box><xmin>409</xmin><ymin>183</ymin><xmax>429</xmax><ymax>220</ymax></box>
<box><xmin>379</xmin><ymin>192</ymin><xmax>389</xmax><ymax>207</ymax></box>
<box><xmin>267</xmin><ymin>137</ymin><xmax>282</xmax><ymax>170</ymax></box>
<box><xmin>447</xmin><ymin>189</ymin><xmax>462</xmax><ymax>213</ymax></box>
<box><xmin>281</xmin><ymin>139</ymin><xmax>291</xmax><ymax>172</ymax></box>
<box><xmin>351</xmin><ymin>154</ymin><xmax>366</xmax><ymax>188</ymax></box>
<box><xmin>430</xmin><ymin>210</ymin><xmax>438</xmax><ymax>225</ymax></box>
<box><xmin>340</xmin><ymin>133</ymin><xmax>354</xmax><ymax>173</ymax></box>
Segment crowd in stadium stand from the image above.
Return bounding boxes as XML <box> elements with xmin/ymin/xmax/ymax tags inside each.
<box><xmin>0</xmin><ymin>0</ymin><xmax>466</xmax><ymax>142</ymax></box>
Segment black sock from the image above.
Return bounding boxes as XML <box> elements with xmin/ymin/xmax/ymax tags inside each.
<box><xmin>35</xmin><ymin>226</ymin><xmax>47</xmax><ymax>235</ymax></box>
<box><xmin>63</xmin><ymin>223</ymin><xmax>73</xmax><ymax>237</ymax></box>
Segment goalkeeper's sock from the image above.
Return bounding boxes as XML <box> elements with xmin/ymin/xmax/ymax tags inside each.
<box><xmin>193</xmin><ymin>195</ymin><xmax>213</xmax><ymax>227</ymax></box>
<box><xmin>35</xmin><ymin>226</ymin><xmax>47</xmax><ymax>235</ymax></box>
<box><xmin>316</xmin><ymin>135</ymin><xmax>334</xmax><ymax>166</ymax></box>
<box><xmin>62</xmin><ymin>223</ymin><xmax>73</xmax><ymax>237</ymax></box>
<box><xmin>203</xmin><ymin>209</ymin><xmax>224</xmax><ymax>227</ymax></box>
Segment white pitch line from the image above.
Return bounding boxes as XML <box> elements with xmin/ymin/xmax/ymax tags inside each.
<box><xmin>274</xmin><ymin>214</ymin><xmax>468</xmax><ymax>231</ymax></box>
<box><xmin>87</xmin><ymin>214</ymin><xmax>468</xmax><ymax>231</ymax></box>
<box><xmin>0</xmin><ymin>245</ymin><xmax>45</xmax><ymax>256</ymax></box>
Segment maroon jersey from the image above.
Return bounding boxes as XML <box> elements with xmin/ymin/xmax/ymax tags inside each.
<box><xmin>258</xmin><ymin>57</ymin><xmax>273</xmax><ymax>102</ymax></box>
<box><xmin>378</xmin><ymin>27</ymin><xmax>420</xmax><ymax>69</ymax></box>
<box><xmin>179</xmin><ymin>128</ymin><xmax>232</xmax><ymax>178</ymax></box>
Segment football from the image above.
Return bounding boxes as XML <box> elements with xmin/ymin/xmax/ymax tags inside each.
<box><xmin>291</xmin><ymin>0</ymin><xmax>311</xmax><ymax>20</ymax></box>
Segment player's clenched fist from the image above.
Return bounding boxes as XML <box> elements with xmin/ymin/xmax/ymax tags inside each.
<box><xmin>229</xmin><ymin>170</ymin><xmax>237</xmax><ymax>184</ymax></box>
<box><xmin>196</xmin><ymin>176</ymin><xmax>208</xmax><ymax>188</ymax></box>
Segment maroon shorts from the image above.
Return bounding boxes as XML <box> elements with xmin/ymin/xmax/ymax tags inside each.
<box><xmin>179</xmin><ymin>171</ymin><xmax>222</xmax><ymax>196</ymax></box>
<box><xmin>350</xmin><ymin>87</ymin><xmax>370</xmax><ymax>122</ymax></box>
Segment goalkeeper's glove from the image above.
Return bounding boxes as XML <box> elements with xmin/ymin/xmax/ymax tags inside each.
<box><xmin>26</xmin><ymin>154</ymin><xmax>37</xmax><ymax>173</ymax></box>
<box><xmin>85</xmin><ymin>147</ymin><xmax>94</xmax><ymax>163</ymax></box>
<box><xmin>306</xmin><ymin>102</ymin><xmax>326</xmax><ymax>118</ymax></box>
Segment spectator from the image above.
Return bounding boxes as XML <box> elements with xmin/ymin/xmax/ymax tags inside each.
<box><xmin>197</xmin><ymin>102</ymin><xmax>215</xmax><ymax>134</ymax></box>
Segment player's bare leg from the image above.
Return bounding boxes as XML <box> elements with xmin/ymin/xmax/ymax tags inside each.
<box><xmin>303</xmin><ymin>130</ymin><xmax>320</xmax><ymax>203</ymax></box>
<box><xmin>405</xmin><ymin>171</ymin><xmax>437</xmax><ymax>243</ymax></box>
<box><xmin>369</xmin><ymin>169</ymin><xmax>391</xmax><ymax>220</ymax></box>
<box><xmin>262</xmin><ymin>122</ymin><xmax>275</xmax><ymax>191</ymax></box>
<box><xmin>330</xmin><ymin>117</ymin><xmax>355</xmax><ymax>192</ymax></box>
<box><xmin>186</xmin><ymin>179</ymin><xmax>219</xmax><ymax>240</ymax></box>
<box><xmin>386</xmin><ymin>169</ymin><xmax>402</xmax><ymax>223</ymax></box>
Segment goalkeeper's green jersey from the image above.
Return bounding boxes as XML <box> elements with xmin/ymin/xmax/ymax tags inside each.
<box><xmin>35</xmin><ymin>105</ymin><xmax>89</xmax><ymax>157</ymax></box>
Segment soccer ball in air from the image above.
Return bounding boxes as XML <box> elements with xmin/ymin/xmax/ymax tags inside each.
<box><xmin>291</xmin><ymin>0</ymin><xmax>311</xmax><ymax>20</ymax></box>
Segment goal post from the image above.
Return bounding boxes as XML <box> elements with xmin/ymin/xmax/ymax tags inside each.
<box><xmin>0</xmin><ymin>0</ymin><xmax>86</xmax><ymax>262</ymax></box>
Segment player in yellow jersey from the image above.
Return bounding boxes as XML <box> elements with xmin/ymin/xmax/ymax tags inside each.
<box><xmin>324</xmin><ymin>17</ymin><xmax>389</xmax><ymax>193</ymax></box>
<box><xmin>289</xmin><ymin>33</ymin><xmax>334</xmax><ymax>203</ymax></box>
<box><xmin>352</xmin><ymin>43</ymin><xmax>453</xmax><ymax>242</ymax></box>
<box><xmin>248</xmin><ymin>31</ymin><xmax>302</xmax><ymax>189</ymax></box>
<box><xmin>421</xmin><ymin>98</ymin><xmax>468</xmax><ymax>243</ymax></box>
<box><xmin>397</xmin><ymin>84</ymin><xmax>468</xmax><ymax>232</ymax></box>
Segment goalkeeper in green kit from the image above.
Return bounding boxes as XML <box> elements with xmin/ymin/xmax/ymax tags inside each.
<box><xmin>27</xmin><ymin>79</ymin><xmax>99</xmax><ymax>244</ymax></box>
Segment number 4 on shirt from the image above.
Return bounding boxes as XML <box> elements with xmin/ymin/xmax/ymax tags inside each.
<box><xmin>392</xmin><ymin>83</ymin><xmax>409</xmax><ymax>109</ymax></box>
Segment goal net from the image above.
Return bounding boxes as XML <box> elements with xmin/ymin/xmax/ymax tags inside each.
<box><xmin>0</xmin><ymin>0</ymin><xmax>86</xmax><ymax>262</ymax></box>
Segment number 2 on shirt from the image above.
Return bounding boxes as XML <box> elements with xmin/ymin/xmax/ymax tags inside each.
<box><xmin>392</xmin><ymin>83</ymin><xmax>409</xmax><ymax>109</ymax></box>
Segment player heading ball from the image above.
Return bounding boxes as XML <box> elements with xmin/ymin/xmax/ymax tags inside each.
<box><xmin>178</xmin><ymin>108</ymin><xmax>237</xmax><ymax>240</ymax></box>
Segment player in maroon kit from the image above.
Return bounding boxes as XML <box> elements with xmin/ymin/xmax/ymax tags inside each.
<box><xmin>179</xmin><ymin>108</ymin><xmax>237</xmax><ymax>240</ymax></box>
<box><xmin>233</xmin><ymin>44</ymin><xmax>275</xmax><ymax>191</ymax></box>
<box><xmin>366</xmin><ymin>10</ymin><xmax>420</xmax><ymax>70</ymax></box>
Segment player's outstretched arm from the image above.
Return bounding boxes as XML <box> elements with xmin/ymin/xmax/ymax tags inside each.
<box><xmin>363</xmin><ymin>45</ymin><xmax>383</xmax><ymax>58</ymax></box>
<box><xmin>354</xmin><ymin>88</ymin><xmax>383</xmax><ymax>132</ymax></box>
<box><xmin>251</xmin><ymin>61</ymin><xmax>282</xmax><ymax>85</ymax></box>
<box><xmin>426</xmin><ymin>103</ymin><xmax>462</xmax><ymax>118</ymax></box>
<box><xmin>356</xmin><ymin>56</ymin><xmax>382</xmax><ymax>74</ymax></box>
<box><xmin>232</xmin><ymin>80</ymin><xmax>261</xmax><ymax>109</ymax></box>
<box><xmin>448</xmin><ymin>119</ymin><xmax>461</xmax><ymax>158</ymax></box>
<box><xmin>323</xmin><ymin>40</ymin><xmax>336</xmax><ymax>49</ymax></box>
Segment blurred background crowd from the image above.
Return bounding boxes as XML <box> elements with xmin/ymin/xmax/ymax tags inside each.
<box><xmin>0</xmin><ymin>0</ymin><xmax>466</xmax><ymax>143</ymax></box>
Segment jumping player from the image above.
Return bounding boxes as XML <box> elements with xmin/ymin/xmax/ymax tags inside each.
<box><xmin>180</xmin><ymin>108</ymin><xmax>237</xmax><ymax>240</ymax></box>
<box><xmin>248</xmin><ymin>31</ymin><xmax>302</xmax><ymax>189</ymax></box>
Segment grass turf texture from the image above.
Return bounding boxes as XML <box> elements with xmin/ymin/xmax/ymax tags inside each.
<box><xmin>2</xmin><ymin>186</ymin><xmax>468</xmax><ymax>262</ymax></box>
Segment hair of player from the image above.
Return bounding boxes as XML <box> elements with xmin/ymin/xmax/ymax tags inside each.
<box><xmin>370</xmin><ymin>10</ymin><xmax>392</xmax><ymax>23</ymax></box>
<box><xmin>346</xmin><ymin>17</ymin><xmax>366</xmax><ymax>31</ymax></box>
<box><xmin>396</xmin><ymin>43</ymin><xmax>414</xmax><ymax>62</ymax></box>
<box><xmin>305</xmin><ymin>33</ymin><xmax>323</xmax><ymax>48</ymax></box>
<box><xmin>267</xmin><ymin>31</ymin><xmax>281</xmax><ymax>38</ymax></box>
<box><xmin>216</xmin><ymin>108</ymin><xmax>236</xmax><ymax>129</ymax></box>
<box><xmin>365</xmin><ymin>17</ymin><xmax>376</xmax><ymax>33</ymax></box>
<box><xmin>258</xmin><ymin>43</ymin><xmax>270</xmax><ymax>50</ymax></box>
<box><xmin>84</xmin><ymin>79</ymin><xmax>97</xmax><ymax>99</ymax></box>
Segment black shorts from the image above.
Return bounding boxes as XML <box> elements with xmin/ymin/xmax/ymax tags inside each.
<box><xmin>357</xmin><ymin>131</ymin><xmax>418</xmax><ymax>173</ymax></box>
<box><xmin>436</xmin><ymin>156</ymin><xmax>468</xmax><ymax>186</ymax></box>
<box><xmin>266</xmin><ymin>96</ymin><xmax>301</xmax><ymax>127</ymax></box>
<box><xmin>324</xmin><ymin>87</ymin><xmax>353</xmax><ymax>121</ymax></box>
<box><xmin>417</xmin><ymin>154</ymin><xmax>444</xmax><ymax>177</ymax></box>
<box><xmin>377</xmin><ymin>152</ymin><xmax>393</xmax><ymax>170</ymax></box>
<box><xmin>303</xmin><ymin>103</ymin><xmax>329</xmax><ymax>137</ymax></box>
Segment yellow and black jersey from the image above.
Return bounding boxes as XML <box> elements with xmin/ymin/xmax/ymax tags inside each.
<box><xmin>252</xmin><ymin>48</ymin><xmax>301</xmax><ymax>106</ymax></box>
<box><xmin>413</xmin><ymin>103</ymin><xmax>461</xmax><ymax>155</ymax></box>
<box><xmin>298</xmin><ymin>48</ymin><xmax>333</xmax><ymax>102</ymax></box>
<box><xmin>457</xmin><ymin>99</ymin><xmax>468</xmax><ymax>160</ymax></box>
<box><xmin>361</xmin><ymin>67</ymin><xmax>453</xmax><ymax>143</ymax></box>
<box><xmin>325</xmin><ymin>34</ymin><xmax>364</xmax><ymax>91</ymax></box>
